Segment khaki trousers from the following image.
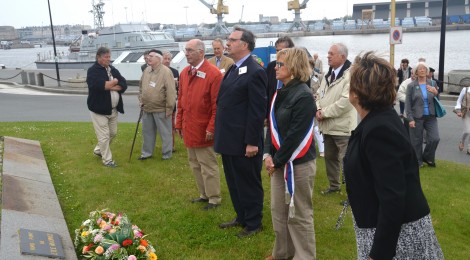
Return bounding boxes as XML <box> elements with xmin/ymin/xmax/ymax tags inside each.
<box><xmin>271</xmin><ymin>160</ymin><xmax>316</xmax><ymax>260</ymax></box>
<box><xmin>90</xmin><ymin>109</ymin><xmax>118</xmax><ymax>164</ymax></box>
<box><xmin>323</xmin><ymin>134</ymin><xmax>349</xmax><ymax>190</ymax></box>
<box><xmin>187</xmin><ymin>146</ymin><xmax>221</xmax><ymax>204</ymax></box>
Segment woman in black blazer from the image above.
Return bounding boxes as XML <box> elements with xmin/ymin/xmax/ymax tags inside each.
<box><xmin>344</xmin><ymin>52</ymin><xmax>443</xmax><ymax>260</ymax></box>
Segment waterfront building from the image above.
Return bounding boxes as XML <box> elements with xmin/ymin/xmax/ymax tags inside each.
<box><xmin>353</xmin><ymin>0</ymin><xmax>470</xmax><ymax>24</ymax></box>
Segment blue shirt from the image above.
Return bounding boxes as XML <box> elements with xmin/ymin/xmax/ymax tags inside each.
<box><xmin>419</xmin><ymin>83</ymin><xmax>429</xmax><ymax>115</ymax></box>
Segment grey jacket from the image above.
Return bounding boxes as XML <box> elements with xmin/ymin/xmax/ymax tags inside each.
<box><xmin>405</xmin><ymin>79</ymin><xmax>438</xmax><ymax>121</ymax></box>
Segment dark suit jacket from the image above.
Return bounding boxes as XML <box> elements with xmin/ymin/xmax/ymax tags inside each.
<box><xmin>214</xmin><ymin>55</ymin><xmax>268</xmax><ymax>155</ymax></box>
<box><xmin>344</xmin><ymin>108</ymin><xmax>430</xmax><ymax>259</ymax></box>
<box><xmin>87</xmin><ymin>62</ymin><xmax>127</xmax><ymax>115</ymax></box>
<box><xmin>405</xmin><ymin>79</ymin><xmax>438</xmax><ymax>121</ymax></box>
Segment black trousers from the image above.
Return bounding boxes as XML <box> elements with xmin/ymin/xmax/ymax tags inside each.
<box><xmin>221</xmin><ymin>154</ymin><xmax>264</xmax><ymax>230</ymax></box>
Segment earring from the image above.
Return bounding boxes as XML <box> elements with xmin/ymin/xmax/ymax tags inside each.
<box><xmin>290</xmin><ymin>75</ymin><xmax>294</xmax><ymax>79</ymax></box>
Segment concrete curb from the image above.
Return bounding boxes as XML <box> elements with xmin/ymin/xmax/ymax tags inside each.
<box><xmin>24</xmin><ymin>84</ymin><xmax>139</xmax><ymax>95</ymax></box>
<box><xmin>0</xmin><ymin>137</ymin><xmax>77</xmax><ymax>259</ymax></box>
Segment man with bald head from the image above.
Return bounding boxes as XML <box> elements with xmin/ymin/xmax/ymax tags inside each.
<box><xmin>315</xmin><ymin>43</ymin><xmax>356</xmax><ymax>195</ymax></box>
<box><xmin>176</xmin><ymin>39</ymin><xmax>223</xmax><ymax>210</ymax></box>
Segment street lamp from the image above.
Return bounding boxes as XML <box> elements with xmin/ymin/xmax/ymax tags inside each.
<box><xmin>184</xmin><ymin>6</ymin><xmax>189</xmax><ymax>27</ymax></box>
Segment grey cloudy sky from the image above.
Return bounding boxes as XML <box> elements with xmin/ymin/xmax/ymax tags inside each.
<box><xmin>1</xmin><ymin>0</ymin><xmax>400</xmax><ymax>28</ymax></box>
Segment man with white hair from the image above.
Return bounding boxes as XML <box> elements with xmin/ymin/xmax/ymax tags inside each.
<box><xmin>315</xmin><ymin>43</ymin><xmax>357</xmax><ymax>195</ymax></box>
<box><xmin>138</xmin><ymin>49</ymin><xmax>177</xmax><ymax>160</ymax></box>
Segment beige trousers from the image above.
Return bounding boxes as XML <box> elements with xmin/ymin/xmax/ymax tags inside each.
<box><xmin>90</xmin><ymin>109</ymin><xmax>118</xmax><ymax>164</ymax></box>
<box><xmin>270</xmin><ymin>160</ymin><xmax>316</xmax><ymax>260</ymax></box>
<box><xmin>187</xmin><ymin>146</ymin><xmax>221</xmax><ymax>204</ymax></box>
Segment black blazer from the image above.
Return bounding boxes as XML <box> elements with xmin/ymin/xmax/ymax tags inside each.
<box><xmin>87</xmin><ymin>62</ymin><xmax>127</xmax><ymax>115</ymax></box>
<box><xmin>214</xmin><ymin>56</ymin><xmax>268</xmax><ymax>156</ymax></box>
<box><xmin>344</xmin><ymin>108</ymin><xmax>430</xmax><ymax>259</ymax></box>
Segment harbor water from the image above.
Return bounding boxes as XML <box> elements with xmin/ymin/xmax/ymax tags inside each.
<box><xmin>0</xmin><ymin>30</ymin><xmax>469</xmax><ymax>73</ymax></box>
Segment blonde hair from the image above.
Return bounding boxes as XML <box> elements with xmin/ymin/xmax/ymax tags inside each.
<box><xmin>277</xmin><ymin>47</ymin><xmax>312</xmax><ymax>82</ymax></box>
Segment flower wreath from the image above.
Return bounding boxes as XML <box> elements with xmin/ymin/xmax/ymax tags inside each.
<box><xmin>74</xmin><ymin>209</ymin><xmax>157</xmax><ymax>260</ymax></box>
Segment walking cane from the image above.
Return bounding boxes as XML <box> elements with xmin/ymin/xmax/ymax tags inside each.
<box><xmin>128</xmin><ymin>109</ymin><xmax>143</xmax><ymax>162</ymax></box>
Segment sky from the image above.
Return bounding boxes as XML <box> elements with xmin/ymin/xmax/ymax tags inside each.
<box><xmin>0</xmin><ymin>0</ymin><xmax>397</xmax><ymax>29</ymax></box>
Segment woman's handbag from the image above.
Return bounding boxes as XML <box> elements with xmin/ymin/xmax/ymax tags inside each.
<box><xmin>434</xmin><ymin>96</ymin><xmax>446</xmax><ymax>118</ymax></box>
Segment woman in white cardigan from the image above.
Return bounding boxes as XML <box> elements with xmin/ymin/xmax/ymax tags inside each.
<box><xmin>455</xmin><ymin>86</ymin><xmax>470</xmax><ymax>154</ymax></box>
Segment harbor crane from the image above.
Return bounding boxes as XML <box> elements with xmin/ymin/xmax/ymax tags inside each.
<box><xmin>90</xmin><ymin>0</ymin><xmax>105</xmax><ymax>31</ymax></box>
<box><xmin>198</xmin><ymin>0</ymin><xmax>230</xmax><ymax>36</ymax></box>
<box><xmin>287</xmin><ymin>0</ymin><xmax>309</xmax><ymax>32</ymax></box>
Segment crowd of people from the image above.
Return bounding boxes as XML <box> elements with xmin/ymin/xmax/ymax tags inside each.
<box><xmin>85</xmin><ymin>27</ymin><xmax>453</xmax><ymax>259</ymax></box>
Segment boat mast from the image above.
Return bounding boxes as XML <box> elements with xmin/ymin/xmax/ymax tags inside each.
<box><xmin>90</xmin><ymin>0</ymin><xmax>106</xmax><ymax>31</ymax></box>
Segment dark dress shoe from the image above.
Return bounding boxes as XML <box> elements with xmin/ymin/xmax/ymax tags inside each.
<box><xmin>138</xmin><ymin>155</ymin><xmax>151</xmax><ymax>160</ymax></box>
<box><xmin>423</xmin><ymin>158</ymin><xmax>436</xmax><ymax>167</ymax></box>
<box><xmin>237</xmin><ymin>225</ymin><xmax>263</xmax><ymax>238</ymax></box>
<box><xmin>219</xmin><ymin>218</ymin><xmax>241</xmax><ymax>229</ymax></box>
<box><xmin>191</xmin><ymin>197</ymin><xmax>209</xmax><ymax>203</ymax></box>
<box><xmin>202</xmin><ymin>203</ymin><xmax>220</xmax><ymax>210</ymax></box>
<box><xmin>321</xmin><ymin>188</ymin><xmax>340</xmax><ymax>195</ymax></box>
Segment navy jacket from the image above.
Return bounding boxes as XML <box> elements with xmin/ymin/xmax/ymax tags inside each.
<box><xmin>87</xmin><ymin>62</ymin><xmax>127</xmax><ymax>115</ymax></box>
<box><xmin>344</xmin><ymin>108</ymin><xmax>430</xmax><ymax>259</ymax></box>
<box><xmin>214</xmin><ymin>55</ymin><xmax>267</xmax><ymax>155</ymax></box>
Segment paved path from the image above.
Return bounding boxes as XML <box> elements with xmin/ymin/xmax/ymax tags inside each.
<box><xmin>0</xmin><ymin>137</ymin><xmax>77</xmax><ymax>259</ymax></box>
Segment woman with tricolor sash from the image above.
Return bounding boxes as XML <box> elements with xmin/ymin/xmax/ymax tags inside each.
<box><xmin>263</xmin><ymin>47</ymin><xmax>317</xmax><ymax>260</ymax></box>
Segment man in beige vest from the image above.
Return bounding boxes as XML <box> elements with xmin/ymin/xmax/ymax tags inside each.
<box><xmin>208</xmin><ymin>38</ymin><xmax>234</xmax><ymax>75</ymax></box>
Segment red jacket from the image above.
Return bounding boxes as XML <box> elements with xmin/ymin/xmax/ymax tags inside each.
<box><xmin>176</xmin><ymin>60</ymin><xmax>222</xmax><ymax>148</ymax></box>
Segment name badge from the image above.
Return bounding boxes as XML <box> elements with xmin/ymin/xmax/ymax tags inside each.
<box><xmin>196</xmin><ymin>71</ymin><xmax>206</xmax><ymax>79</ymax></box>
<box><xmin>149</xmin><ymin>81</ymin><xmax>156</xmax><ymax>88</ymax></box>
<box><xmin>239</xmin><ymin>66</ymin><xmax>247</xmax><ymax>75</ymax></box>
<box><xmin>220</xmin><ymin>68</ymin><xmax>226</xmax><ymax>74</ymax></box>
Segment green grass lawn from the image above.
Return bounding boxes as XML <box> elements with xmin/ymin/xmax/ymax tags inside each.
<box><xmin>1</xmin><ymin>121</ymin><xmax>469</xmax><ymax>259</ymax></box>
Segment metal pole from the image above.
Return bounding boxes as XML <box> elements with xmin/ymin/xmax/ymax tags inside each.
<box><xmin>438</xmin><ymin>0</ymin><xmax>447</xmax><ymax>93</ymax></box>
<box><xmin>47</xmin><ymin>0</ymin><xmax>61</xmax><ymax>87</ymax></box>
<box><xmin>390</xmin><ymin>0</ymin><xmax>396</xmax><ymax>68</ymax></box>
<box><xmin>129</xmin><ymin>109</ymin><xmax>144</xmax><ymax>162</ymax></box>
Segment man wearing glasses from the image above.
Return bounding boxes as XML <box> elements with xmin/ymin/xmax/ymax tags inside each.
<box><xmin>138</xmin><ymin>49</ymin><xmax>176</xmax><ymax>161</ymax></box>
<box><xmin>265</xmin><ymin>36</ymin><xmax>295</xmax><ymax>119</ymax></box>
<box><xmin>214</xmin><ymin>27</ymin><xmax>267</xmax><ymax>238</ymax></box>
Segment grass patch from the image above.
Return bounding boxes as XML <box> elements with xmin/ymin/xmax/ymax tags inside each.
<box><xmin>1</xmin><ymin>122</ymin><xmax>469</xmax><ymax>258</ymax></box>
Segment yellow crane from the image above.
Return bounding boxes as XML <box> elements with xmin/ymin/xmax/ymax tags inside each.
<box><xmin>287</xmin><ymin>0</ymin><xmax>309</xmax><ymax>32</ymax></box>
<box><xmin>198</xmin><ymin>0</ymin><xmax>230</xmax><ymax>35</ymax></box>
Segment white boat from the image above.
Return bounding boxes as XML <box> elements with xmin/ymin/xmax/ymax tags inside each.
<box><xmin>35</xmin><ymin>23</ymin><xmax>180</xmax><ymax>69</ymax></box>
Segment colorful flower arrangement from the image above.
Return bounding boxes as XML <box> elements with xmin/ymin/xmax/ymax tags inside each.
<box><xmin>74</xmin><ymin>209</ymin><xmax>157</xmax><ymax>260</ymax></box>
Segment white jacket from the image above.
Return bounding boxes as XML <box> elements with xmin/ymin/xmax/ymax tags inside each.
<box><xmin>315</xmin><ymin>64</ymin><xmax>357</xmax><ymax>136</ymax></box>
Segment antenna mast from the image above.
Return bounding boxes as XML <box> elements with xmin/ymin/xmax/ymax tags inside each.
<box><xmin>90</xmin><ymin>0</ymin><xmax>106</xmax><ymax>30</ymax></box>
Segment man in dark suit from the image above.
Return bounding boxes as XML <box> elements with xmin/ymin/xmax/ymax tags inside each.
<box><xmin>397</xmin><ymin>58</ymin><xmax>412</xmax><ymax>115</ymax></box>
<box><xmin>214</xmin><ymin>27</ymin><xmax>267</xmax><ymax>238</ymax></box>
<box><xmin>265</xmin><ymin>36</ymin><xmax>294</xmax><ymax>119</ymax></box>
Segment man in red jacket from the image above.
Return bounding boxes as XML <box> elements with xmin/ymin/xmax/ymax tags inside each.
<box><xmin>175</xmin><ymin>39</ymin><xmax>223</xmax><ymax>210</ymax></box>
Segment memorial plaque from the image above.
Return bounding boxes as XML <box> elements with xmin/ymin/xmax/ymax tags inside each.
<box><xmin>19</xmin><ymin>228</ymin><xmax>65</xmax><ymax>259</ymax></box>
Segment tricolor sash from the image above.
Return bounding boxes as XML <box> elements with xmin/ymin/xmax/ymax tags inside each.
<box><xmin>269</xmin><ymin>87</ymin><xmax>314</xmax><ymax>218</ymax></box>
